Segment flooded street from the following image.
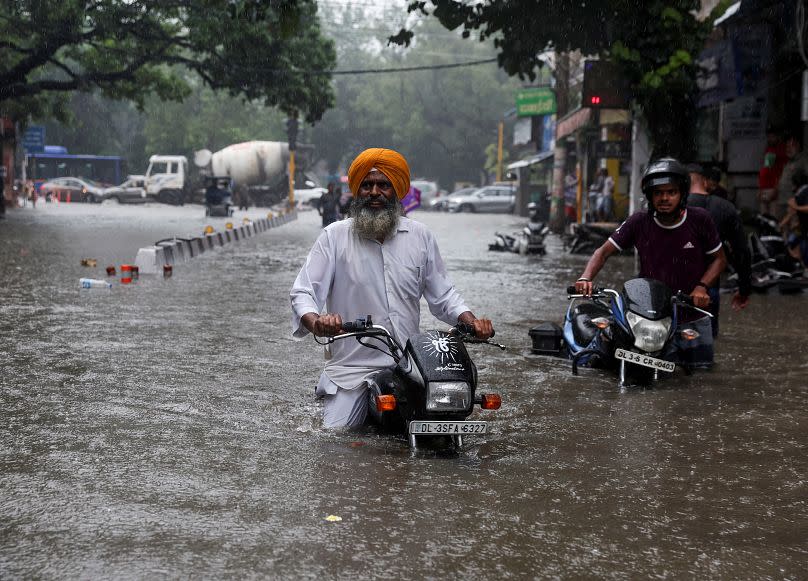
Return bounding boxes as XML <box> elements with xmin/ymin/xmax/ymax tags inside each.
<box><xmin>1</xmin><ymin>203</ymin><xmax>807</xmax><ymax>579</ymax></box>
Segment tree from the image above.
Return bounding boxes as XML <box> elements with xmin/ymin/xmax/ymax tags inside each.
<box><xmin>0</xmin><ymin>0</ymin><xmax>336</xmax><ymax>123</ymax></box>
<box><xmin>393</xmin><ymin>0</ymin><xmax>717</xmax><ymax>159</ymax></box>
<box><xmin>310</xmin><ymin>4</ymin><xmax>523</xmax><ymax>189</ymax></box>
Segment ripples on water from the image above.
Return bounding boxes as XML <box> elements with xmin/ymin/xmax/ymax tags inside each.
<box><xmin>1</xmin><ymin>205</ymin><xmax>806</xmax><ymax>578</ymax></box>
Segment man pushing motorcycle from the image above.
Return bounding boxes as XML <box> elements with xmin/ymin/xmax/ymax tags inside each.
<box><xmin>574</xmin><ymin>158</ymin><xmax>727</xmax><ymax>368</ymax></box>
<box><xmin>290</xmin><ymin>147</ymin><xmax>493</xmax><ymax>428</ymax></box>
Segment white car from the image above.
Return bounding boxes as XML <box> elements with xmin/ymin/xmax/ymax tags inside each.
<box><xmin>293</xmin><ymin>186</ymin><xmax>327</xmax><ymax>210</ymax></box>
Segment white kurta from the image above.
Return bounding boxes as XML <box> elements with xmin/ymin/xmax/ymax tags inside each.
<box><xmin>290</xmin><ymin>217</ymin><xmax>470</xmax><ymax>393</ymax></box>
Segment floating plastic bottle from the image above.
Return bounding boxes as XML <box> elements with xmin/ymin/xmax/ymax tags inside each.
<box><xmin>80</xmin><ymin>278</ymin><xmax>112</xmax><ymax>289</ymax></box>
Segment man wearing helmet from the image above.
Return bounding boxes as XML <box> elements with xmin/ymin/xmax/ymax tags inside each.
<box><xmin>574</xmin><ymin>158</ymin><xmax>727</xmax><ymax>367</ymax></box>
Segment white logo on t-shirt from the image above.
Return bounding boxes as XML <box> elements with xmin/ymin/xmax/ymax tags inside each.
<box><xmin>683</xmin><ymin>241</ymin><xmax>695</xmax><ymax>249</ymax></box>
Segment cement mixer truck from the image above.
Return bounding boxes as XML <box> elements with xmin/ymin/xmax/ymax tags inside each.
<box><xmin>143</xmin><ymin>141</ymin><xmax>318</xmax><ymax>207</ymax></box>
<box><xmin>193</xmin><ymin>141</ymin><xmax>318</xmax><ymax>207</ymax></box>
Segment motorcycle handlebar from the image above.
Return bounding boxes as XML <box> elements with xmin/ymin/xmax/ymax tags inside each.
<box><xmin>454</xmin><ymin>322</ymin><xmax>495</xmax><ymax>339</ymax></box>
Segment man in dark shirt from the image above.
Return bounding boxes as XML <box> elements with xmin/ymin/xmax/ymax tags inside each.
<box><xmin>705</xmin><ymin>165</ymin><xmax>729</xmax><ymax>201</ymax></box>
<box><xmin>575</xmin><ymin>158</ymin><xmax>726</xmax><ymax>367</ymax></box>
<box><xmin>687</xmin><ymin>164</ymin><xmax>751</xmax><ymax>337</ymax></box>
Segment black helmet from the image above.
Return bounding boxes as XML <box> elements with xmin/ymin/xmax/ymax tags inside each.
<box><xmin>641</xmin><ymin>157</ymin><xmax>690</xmax><ymax>210</ymax></box>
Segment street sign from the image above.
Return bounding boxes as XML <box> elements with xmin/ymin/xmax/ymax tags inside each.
<box><xmin>516</xmin><ymin>88</ymin><xmax>556</xmax><ymax>117</ymax></box>
<box><xmin>595</xmin><ymin>140</ymin><xmax>631</xmax><ymax>159</ymax></box>
<box><xmin>22</xmin><ymin>126</ymin><xmax>45</xmax><ymax>153</ymax></box>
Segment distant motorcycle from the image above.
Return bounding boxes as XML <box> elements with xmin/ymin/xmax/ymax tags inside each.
<box><xmin>489</xmin><ymin>202</ymin><xmax>549</xmax><ymax>255</ymax></box>
<box><xmin>564</xmin><ymin>222</ymin><xmax>613</xmax><ymax>254</ymax></box>
<box><xmin>733</xmin><ymin>212</ymin><xmax>807</xmax><ymax>293</ymax></box>
<box><xmin>315</xmin><ymin>316</ymin><xmax>504</xmax><ymax>449</ymax></box>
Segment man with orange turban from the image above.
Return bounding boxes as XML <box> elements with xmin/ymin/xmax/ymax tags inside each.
<box><xmin>290</xmin><ymin>147</ymin><xmax>493</xmax><ymax>428</ymax></box>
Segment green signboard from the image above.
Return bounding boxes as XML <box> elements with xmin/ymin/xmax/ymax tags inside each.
<box><xmin>515</xmin><ymin>88</ymin><xmax>557</xmax><ymax>117</ymax></box>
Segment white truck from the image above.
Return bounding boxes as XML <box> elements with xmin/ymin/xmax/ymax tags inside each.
<box><xmin>144</xmin><ymin>155</ymin><xmax>189</xmax><ymax>205</ymax></box>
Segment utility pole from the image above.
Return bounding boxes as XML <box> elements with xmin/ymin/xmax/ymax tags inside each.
<box><xmin>286</xmin><ymin>115</ymin><xmax>298</xmax><ymax>208</ymax></box>
<box><xmin>496</xmin><ymin>121</ymin><xmax>504</xmax><ymax>182</ymax></box>
<box><xmin>549</xmin><ymin>51</ymin><xmax>570</xmax><ymax>232</ymax></box>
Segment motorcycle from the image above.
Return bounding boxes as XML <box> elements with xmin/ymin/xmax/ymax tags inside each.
<box><xmin>745</xmin><ymin>212</ymin><xmax>806</xmax><ymax>293</ymax></box>
<box><xmin>564</xmin><ymin>222</ymin><xmax>614</xmax><ymax>255</ymax></box>
<box><xmin>204</xmin><ymin>176</ymin><xmax>234</xmax><ymax>218</ymax></box>
<box><xmin>533</xmin><ymin>278</ymin><xmax>712</xmax><ymax>388</ymax></box>
<box><xmin>488</xmin><ymin>202</ymin><xmax>549</xmax><ymax>255</ymax></box>
<box><xmin>314</xmin><ymin>316</ymin><xmax>505</xmax><ymax>449</ymax></box>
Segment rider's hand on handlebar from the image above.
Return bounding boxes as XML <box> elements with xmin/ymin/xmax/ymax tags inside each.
<box><xmin>310</xmin><ymin>313</ymin><xmax>344</xmax><ymax>337</ymax></box>
<box><xmin>574</xmin><ymin>279</ymin><xmax>594</xmax><ymax>296</ymax></box>
<box><xmin>470</xmin><ymin>318</ymin><xmax>494</xmax><ymax>340</ymax></box>
<box><xmin>689</xmin><ymin>286</ymin><xmax>711</xmax><ymax>309</ymax></box>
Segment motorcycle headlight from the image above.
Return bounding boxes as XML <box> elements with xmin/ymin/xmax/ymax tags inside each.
<box><xmin>626</xmin><ymin>313</ymin><xmax>671</xmax><ymax>353</ymax></box>
<box><xmin>426</xmin><ymin>381</ymin><xmax>471</xmax><ymax>411</ymax></box>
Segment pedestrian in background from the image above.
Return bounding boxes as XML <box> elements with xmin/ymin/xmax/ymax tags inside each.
<box><xmin>319</xmin><ymin>182</ymin><xmax>339</xmax><ymax>227</ymax></box>
<box><xmin>705</xmin><ymin>166</ymin><xmax>729</xmax><ymax>202</ymax></box>
<box><xmin>564</xmin><ymin>171</ymin><xmax>578</xmax><ymax>224</ymax></box>
<box><xmin>758</xmin><ymin>128</ymin><xmax>787</xmax><ymax>216</ymax></box>
<box><xmin>587</xmin><ymin>169</ymin><xmax>604</xmax><ymax>222</ymax></box>
<box><xmin>776</xmin><ymin>132</ymin><xmax>808</xmax><ymax>219</ymax></box>
<box><xmin>687</xmin><ymin>164</ymin><xmax>752</xmax><ymax>338</ymax></box>
<box><xmin>598</xmin><ymin>169</ymin><xmax>614</xmax><ymax>221</ymax></box>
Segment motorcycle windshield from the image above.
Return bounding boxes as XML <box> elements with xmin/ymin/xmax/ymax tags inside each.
<box><xmin>622</xmin><ymin>278</ymin><xmax>672</xmax><ymax>321</ymax></box>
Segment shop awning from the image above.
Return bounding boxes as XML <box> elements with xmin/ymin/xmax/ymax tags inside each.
<box><xmin>507</xmin><ymin>150</ymin><xmax>554</xmax><ymax>170</ymax></box>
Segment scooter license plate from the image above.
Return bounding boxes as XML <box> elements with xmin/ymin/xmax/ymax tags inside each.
<box><xmin>614</xmin><ymin>348</ymin><xmax>675</xmax><ymax>372</ymax></box>
<box><xmin>409</xmin><ymin>421</ymin><xmax>487</xmax><ymax>435</ymax></box>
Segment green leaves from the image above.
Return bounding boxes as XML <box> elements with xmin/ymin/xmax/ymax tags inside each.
<box><xmin>0</xmin><ymin>0</ymin><xmax>336</xmax><ymax>123</ymax></box>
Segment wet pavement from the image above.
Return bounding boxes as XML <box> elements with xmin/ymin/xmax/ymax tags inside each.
<box><xmin>1</xmin><ymin>202</ymin><xmax>807</xmax><ymax>579</ymax></box>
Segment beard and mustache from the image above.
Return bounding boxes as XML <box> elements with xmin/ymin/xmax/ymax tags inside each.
<box><xmin>349</xmin><ymin>195</ymin><xmax>403</xmax><ymax>240</ymax></box>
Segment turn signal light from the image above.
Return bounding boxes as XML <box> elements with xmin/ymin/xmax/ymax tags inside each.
<box><xmin>681</xmin><ymin>328</ymin><xmax>700</xmax><ymax>341</ymax></box>
<box><xmin>592</xmin><ymin>317</ymin><xmax>610</xmax><ymax>330</ymax></box>
<box><xmin>225</xmin><ymin>222</ymin><xmax>234</xmax><ymax>230</ymax></box>
<box><xmin>375</xmin><ymin>394</ymin><xmax>396</xmax><ymax>412</ymax></box>
<box><xmin>480</xmin><ymin>393</ymin><xmax>501</xmax><ymax>410</ymax></box>
<box><xmin>204</xmin><ymin>225</ymin><xmax>214</xmax><ymax>234</ymax></box>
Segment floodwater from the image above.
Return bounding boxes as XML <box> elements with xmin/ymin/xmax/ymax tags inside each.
<box><xmin>1</xmin><ymin>202</ymin><xmax>806</xmax><ymax>579</ymax></box>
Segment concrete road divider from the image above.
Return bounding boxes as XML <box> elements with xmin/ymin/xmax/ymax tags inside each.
<box><xmin>132</xmin><ymin>210</ymin><xmax>296</xmax><ymax>275</ymax></box>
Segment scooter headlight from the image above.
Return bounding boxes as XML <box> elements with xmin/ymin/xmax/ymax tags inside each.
<box><xmin>626</xmin><ymin>313</ymin><xmax>671</xmax><ymax>352</ymax></box>
<box><xmin>426</xmin><ymin>381</ymin><xmax>471</xmax><ymax>411</ymax></box>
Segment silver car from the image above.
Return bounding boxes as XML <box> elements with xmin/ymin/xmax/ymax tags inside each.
<box><xmin>447</xmin><ymin>185</ymin><xmax>516</xmax><ymax>213</ymax></box>
<box><xmin>101</xmin><ymin>176</ymin><xmax>149</xmax><ymax>204</ymax></box>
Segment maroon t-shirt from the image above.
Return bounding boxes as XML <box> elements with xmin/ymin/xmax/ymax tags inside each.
<box><xmin>609</xmin><ymin>208</ymin><xmax>722</xmax><ymax>294</ymax></box>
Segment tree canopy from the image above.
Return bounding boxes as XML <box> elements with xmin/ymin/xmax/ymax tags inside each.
<box><xmin>394</xmin><ymin>0</ymin><xmax>718</xmax><ymax>158</ymax></box>
<box><xmin>0</xmin><ymin>0</ymin><xmax>336</xmax><ymax>123</ymax></box>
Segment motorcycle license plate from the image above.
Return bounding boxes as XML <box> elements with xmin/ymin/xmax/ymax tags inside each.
<box><xmin>409</xmin><ymin>421</ymin><xmax>487</xmax><ymax>435</ymax></box>
<box><xmin>614</xmin><ymin>348</ymin><xmax>675</xmax><ymax>372</ymax></box>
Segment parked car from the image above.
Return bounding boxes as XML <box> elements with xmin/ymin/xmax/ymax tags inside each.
<box><xmin>429</xmin><ymin>187</ymin><xmax>478</xmax><ymax>211</ymax></box>
<box><xmin>293</xmin><ymin>177</ymin><xmax>328</xmax><ymax>210</ymax></box>
<box><xmin>39</xmin><ymin>177</ymin><xmax>106</xmax><ymax>203</ymax></box>
<box><xmin>101</xmin><ymin>175</ymin><xmax>149</xmax><ymax>204</ymax></box>
<box><xmin>447</xmin><ymin>184</ymin><xmax>516</xmax><ymax>213</ymax></box>
<box><xmin>410</xmin><ymin>179</ymin><xmax>440</xmax><ymax>208</ymax></box>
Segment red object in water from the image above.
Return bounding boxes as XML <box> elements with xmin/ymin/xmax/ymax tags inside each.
<box><xmin>106</xmin><ymin>266</ymin><xmax>116</xmax><ymax>276</ymax></box>
<box><xmin>163</xmin><ymin>264</ymin><xmax>173</xmax><ymax>278</ymax></box>
<box><xmin>120</xmin><ymin>264</ymin><xmax>133</xmax><ymax>284</ymax></box>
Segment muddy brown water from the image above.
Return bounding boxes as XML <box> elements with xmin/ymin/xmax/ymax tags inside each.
<box><xmin>1</xmin><ymin>203</ymin><xmax>806</xmax><ymax>579</ymax></box>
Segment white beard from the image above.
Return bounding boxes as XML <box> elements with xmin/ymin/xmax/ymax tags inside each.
<box><xmin>351</xmin><ymin>197</ymin><xmax>402</xmax><ymax>240</ymax></box>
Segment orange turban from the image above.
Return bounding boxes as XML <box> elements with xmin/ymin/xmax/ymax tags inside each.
<box><xmin>347</xmin><ymin>148</ymin><xmax>411</xmax><ymax>200</ymax></box>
